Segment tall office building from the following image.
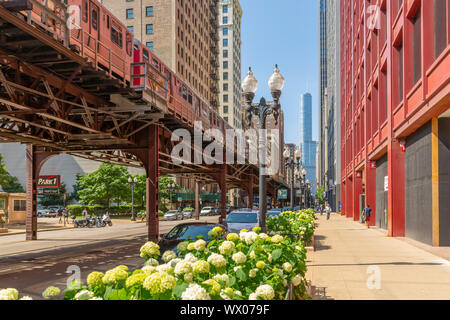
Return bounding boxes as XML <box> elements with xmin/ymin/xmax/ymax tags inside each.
<box><xmin>299</xmin><ymin>93</ymin><xmax>317</xmax><ymax>194</ymax></box>
<box><xmin>218</xmin><ymin>0</ymin><xmax>242</xmax><ymax>128</ymax></box>
<box><xmin>318</xmin><ymin>0</ymin><xmax>341</xmax><ymax>211</ymax></box>
<box><xmin>101</xmin><ymin>0</ymin><xmax>220</xmax><ymax>109</ymax></box>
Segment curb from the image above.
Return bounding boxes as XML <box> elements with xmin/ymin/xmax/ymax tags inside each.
<box><xmin>0</xmin><ymin>226</ymin><xmax>73</xmax><ymax>237</ymax></box>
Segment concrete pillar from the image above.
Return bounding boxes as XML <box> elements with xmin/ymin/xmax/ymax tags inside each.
<box><xmin>388</xmin><ymin>140</ymin><xmax>405</xmax><ymax>237</ymax></box>
<box><xmin>146</xmin><ymin>125</ymin><xmax>159</xmax><ymax>242</ymax></box>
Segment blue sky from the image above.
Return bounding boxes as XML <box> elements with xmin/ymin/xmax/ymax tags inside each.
<box><xmin>240</xmin><ymin>0</ymin><xmax>319</xmax><ymax>144</ymax></box>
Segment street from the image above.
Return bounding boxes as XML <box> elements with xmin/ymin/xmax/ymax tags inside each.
<box><xmin>0</xmin><ymin>217</ymin><xmax>219</xmax><ymax>299</ymax></box>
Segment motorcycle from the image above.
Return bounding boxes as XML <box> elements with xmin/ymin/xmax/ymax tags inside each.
<box><xmin>100</xmin><ymin>213</ymin><xmax>113</xmax><ymax>227</ymax></box>
<box><xmin>73</xmin><ymin>215</ymin><xmax>91</xmax><ymax>228</ymax></box>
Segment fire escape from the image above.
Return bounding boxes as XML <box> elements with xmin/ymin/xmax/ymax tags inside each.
<box><xmin>209</xmin><ymin>0</ymin><xmax>219</xmax><ymax>110</ymax></box>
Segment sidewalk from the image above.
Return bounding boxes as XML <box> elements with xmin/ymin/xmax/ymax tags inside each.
<box><xmin>306</xmin><ymin>214</ymin><xmax>450</xmax><ymax>300</ymax></box>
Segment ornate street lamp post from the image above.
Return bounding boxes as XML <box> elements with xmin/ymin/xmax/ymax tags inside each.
<box><xmin>168</xmin><ymin>181</ymin><xmax>176</xmax><ymax>210</ymax></box>
<box><xmin>242</xmin><ymin>65</ymin><xmax>285</xmax><ymax>232</ymax></box>
<box><xmin>283</xmin><ymin>147</ymin><xmax>302</xmax><ymax>210</ymax></box>
<box><xmin>128</xmin><ymin>176</ymin><xmax>138</xmax><ymax>221</ymax></box>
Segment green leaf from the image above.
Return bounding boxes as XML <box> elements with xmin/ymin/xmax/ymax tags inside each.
<box><xmin>272</xmin><ymin>249</ymin><xmax>282</xmax><ymax>261</ymax></box>
<box><xmin>173</xmin><ymin>282</ymin><xmax>189</xmax><ymax>299</ymax></box>
<box><xmin>236</xmin><ymin>268</ymin><xmax>247</xmax><ymax>282</ymax></box>
<box><xmin>229</xmin><ymin>275</ymin><xmax>236</xmax><ymax>287</ymax></box>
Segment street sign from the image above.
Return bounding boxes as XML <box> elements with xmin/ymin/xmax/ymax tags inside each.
<box><xmin>277</xmin><ymin>189</ymin><xmax>288</xmax><ymax>200</ymax></box>
<box><xmin>177</xmin><ymin>197</ymin><xmax>183</xmax><ymax>202</ymax></box>
<box><xmin>296</xmin><ymin>190</ymin><xmax>302</xmax><ymax>198</ymax></box>
<box><xmin>37</xmin><ymin>175</ymin><xmax>60</xmax><ymax>189</ymax></box>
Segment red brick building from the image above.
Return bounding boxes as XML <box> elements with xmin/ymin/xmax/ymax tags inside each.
<box><xmin>340</xmin><ymin>0</ymin><xmax>450</xmax><ymax>246</ymax></box>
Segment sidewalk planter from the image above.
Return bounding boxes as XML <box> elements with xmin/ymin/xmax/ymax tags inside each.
<box><xmin>20</xmin><ymin>227</ymin><xmax>312</xmax><ymax>300</ymax></box>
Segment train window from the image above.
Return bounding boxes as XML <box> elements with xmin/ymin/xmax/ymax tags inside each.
<box><xmin>143</xmin><ymin>49</ymin><xmax>149</xmax><ymax>61</ymax></box>
<box><xmin>92</xmin><ymin>8</ymin><xmax>98</xmax><ymax>30</ymax></box>
<box><xmin>82</xmin><ymin>0</ymin><xmax>88</xmax><ymax>22</ymax></box>
<box><xmin>111</xmin><ymin>26</ymin><xmax>123</xmax><ymax>48</ymax></box>
<box><xmin>126</xmin><ymin>33</ymin><xmax>132</xmax><ymax>56</ymax></box>
<box><xmin>182</xmin><ymin>86</ymin><xmax>187</xmax><ymax>100</ymax></box>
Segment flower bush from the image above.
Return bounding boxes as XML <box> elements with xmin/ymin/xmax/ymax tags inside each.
<box><xmin>267</xmin><ymin>209</ymin><xmax>316</xmax><ymax>245</ymax></box>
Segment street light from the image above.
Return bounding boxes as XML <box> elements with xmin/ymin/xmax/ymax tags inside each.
<box><xmin>283</xmin><ymin>147</ymin><xmax>302</xmax><ymax>210</ymax></box>
<box><xmin>168</xmin><ymin>181</ymin><xmax>177</xmax><ymax>210</ymax></box>
<box><xmin>128</xmin><ymin>176</ymin><xmax>138</xmax><ymax>221</ymax></box>
<box><xmin>242</xmin><ymin>65</ymin><xmax>285</xmax><ymax>232</ymax></box>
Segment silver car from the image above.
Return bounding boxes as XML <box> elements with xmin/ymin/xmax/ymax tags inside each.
<box><xmin>164</xmin><ymin>210</ymin><xmax>184</xmax><ymax>221</ymax></box>
<box><xmin>224</xmin><ymin>211</ymin><xmax>259</xmax><ymax>234</ymax></box>
<box><xmin>182</xmin><ymin>209</ymin><xmax>195</xmax><ymax>219</ymax></box>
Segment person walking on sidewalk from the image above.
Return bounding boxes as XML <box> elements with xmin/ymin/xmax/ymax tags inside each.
<box><xmin>364</xmin><ymin>205</ymin><xmax>372</xmax><ymax>229</ymax></box>
<box><xmin>57</xmin><ymin>208</ymin><xmax>63</xmax><ymax>224</ymax></box>
<box><xmin>325</xmin><ymin>203</ymin><xmax>332</xmax><ymax>220</ymax></box>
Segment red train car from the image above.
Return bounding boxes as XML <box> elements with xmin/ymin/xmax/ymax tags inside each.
<box><xmin>2</xmin><ymin>0</ymin><xmax>229</xmax><ymax>132</ymax></box>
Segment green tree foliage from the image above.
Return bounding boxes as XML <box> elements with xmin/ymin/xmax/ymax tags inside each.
<box><xmin>158</xmin><ymin>176</ymin><xmax>179</xmax><ymax>211</ymax></box>
<box><xmin>77</xmin><ymin>163</ymin><xmax>129</xmax><ymax>207</ymax></box>
<box><xmin>38</xmin><ymin>182</ymin><xmax>68</xmax><ymax>207</ymax></box>
<box><xmin>315</xmin><ymin>185</ymin><xmax>325</xmax><ymax>206</ymax></box>
<box><xmin>0</xmin><ymin>154</ymin><xmax>25</xmax><ymax>193</ymax></box>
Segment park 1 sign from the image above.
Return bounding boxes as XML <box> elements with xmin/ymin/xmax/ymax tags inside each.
<box><xmin>37</xmin><ymin>175</ymin><xmax>61</xmax><ymax>189</ymax></box>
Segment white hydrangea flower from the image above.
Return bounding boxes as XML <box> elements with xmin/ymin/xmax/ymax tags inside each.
<box><xmin>19</xmin><ymin>296</ymin><xmax>33</xmax><ymax>300</ymax></box>
<box><xmin>258</xmin><ymin>233</ymin><xmax>269</xmax><ymax>240</ymax></box>
<box><xmin>232</xmin><ymin>252</ymin><xmax>247</xmax><ymax>264</ymax></box>
<box><xmin>233</xmin><ymin>266</ymin><xmax>242</xmax><ymax>272</ymax></box>
<box><xmin>174</xmin><ymin>261</ymin><xmax>193</xmax><ymax>275</ymax></box>
<box><xmin>193</xmin><ymin>239</ymin><xmax>206</xmax><ymax>251</ymax></box>
<box><xmin>184</xmin><ymin>253</ymin><xmax>198</xmax><ymax>264</ymax></box>
<box><xmin>239</xmin><ymin>231</ymin><xmax>248</xmax><ymax>242</ymax></box>
<box><xmin>169</xmin><ymin>258</ymin><xmax>182</xmax><ymax>268</ymax></box>
<box><xmin>181</xmin><ymin>283</ymin><xmax>211</xmax><ymax>300</ymax></box>
<box><xmin>162</xmin><ymin>250</ymin><xmax>177</xmax><ymax>263</ymax></box>
<box><xmin>283</xmin><ymin>262</ymin><xmax>293</xmax><ymax>273</ymax></box>
<box><xmin>255</xmin><ymin>284</ymin><xmax>275</xmax><ymax>300</ymax></box>
<box><xmin>207</xmin><ymin>253</ymin><xmax>227</xmax><ymax>268</ymax></box>
<box><xmin>184</xmin><ymin>273</ymin><xmax>193</xmax><ymax>282</ymax></box>
<box><xmin>212</xmin><ymin>274</ymin><xmax>230</xmax><ymax>287</ymax></box>
<box><xmin>248</xmin><ymin>292</ymin><xmax>258</xmax><ymax>300</ymax></box>
<box><xmin>291</xmin><ymin>274</ymin><xmax>302</xmax><ymax>286</ymax></box>
<box><xmin>156</xmin><ymin>264</ymin><xmax>173</xmax><ymax>274</ymax></box>
<box><xmin>249</xmin><ymin>251</ymin><xmax>256</xmax><ymax>259</ymax></box>
<box><xmin>243</xmin><ymin>232</ymin><xmax>258</xmax><ymax>244</ymax></box>
<box><xmin>74</xmin><ymin>290</ymin><xmax>94</xmax><ymax>300</ymax></box>
<box><xmin>218</xmin><ymin>241</ymin><xmax>235</xmax><ymax>255</ymax></box>
<box><xmin>249</xmin><ymin>268</ymin><xmax>258</xmax><ymax>278</ymax></box>
<box><xmin>0</xmin><ymin>288</ymin><xmax>19</xmax><ymax>300</ymax></box>
<box><xmin>143</xmin><ymin>258</ymin><xmax>159</xmax><ymax>267</ymax></box>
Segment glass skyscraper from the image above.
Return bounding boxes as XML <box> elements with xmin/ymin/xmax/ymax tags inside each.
<box><xmin>300</xmin><ymin>93</ymin><xmax>317</xmax><ymax>194</ymax></box>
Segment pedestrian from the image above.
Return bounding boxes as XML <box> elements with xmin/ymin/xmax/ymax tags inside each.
<box><xmin>82</xmin><ymin>207</ymin><xmax>88</xmax><ymax>219</ymax></box>
<box><xmin>57</xmin><ymin>208</ymin><xmax>63</xmax><ymax>224</ymax></box>
<box><xmin>364</xmin><ymin>205</ymin><xmax>372</xmax><ymax>229</ymax></box>
<box><xmin>320</xmin><ymin>204</ymin><xmax>324</xmax><ymax>216</ymax></box>
<box><xmin>63</xmin><ymin>207</ymin><xmax>70</xmax><ymax>225</ymax></box>
<box><xmin>325</xmin><ymin>203</ymin><xmax>332</xmax><ymax>220</ymax></box>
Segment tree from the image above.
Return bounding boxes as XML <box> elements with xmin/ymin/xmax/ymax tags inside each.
<box><xmin>158</xmin><ymin>176</ymin><xmax>179</xmax><ymax>211</ymax></box>
<box><xmin>0</xmin><ymin>154</ymin><xmax>24</xmax><ymax>193</ymax></box>
<box><xmin>315</xmin><ymin>185</ymin><xmax>325</xmax><ymax>206</ymax></box>
<box><xmin>38</xmin><ymin>182</ymin><xmax>68</xmax><ymax>207</ymax></box>
<box><xmin>77</xmin><ymin>163</ymin><xmax>129</xmax><ymax>207</ymax></box>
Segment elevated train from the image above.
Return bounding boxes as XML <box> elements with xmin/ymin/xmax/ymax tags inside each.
<box><xmin>1</xmin><ymin>0</ymin><xmax>229</xmax><ymax>132</ymax></box>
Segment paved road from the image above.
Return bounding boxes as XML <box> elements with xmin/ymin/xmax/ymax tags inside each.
<box><xmin>306</xmin><ymin>214</ymin><xmax>450</xmax><ymax>300</ymax></box>
<box><xmin>0</xmin><ymin>216</ymin><xmax>219</xmax><ymax>299</ymax></box>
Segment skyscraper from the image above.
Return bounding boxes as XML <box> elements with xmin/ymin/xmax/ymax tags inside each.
<box><xmin>318</xmin><ymin>0</ymin><xmax>341</xmax><ymax>211</ymax></box>
<box><xmin>299</xmin><ymin>93</ymin><xmax>317</xmax><ymax>194</ymax></box>
<box><xmin>218</xmin><ymin>0</ymin><xmax>242</xmax><ymax>129</ymax></box>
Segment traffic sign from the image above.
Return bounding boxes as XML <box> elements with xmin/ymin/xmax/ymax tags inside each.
<box><xmin>277</xmin><ymin>189</ymin><xmax>288</xmax><ymax>200</ymax></box>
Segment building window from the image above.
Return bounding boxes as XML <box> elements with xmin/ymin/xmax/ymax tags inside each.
<box><xmin>0</xmin><ymin>199</ymin><xmax>4</xmax><ymax>210</ymax></box>
<box><xmin>223</xmin><ymin>83</ymin><xmax>228</xmax><ymax>91</ymax></box>
<box><xmin>223</xmin><ymin>95</ymin><xmax>228</xmax><ymax>103</ymax></box>
<box><xmin>223</xmin><ymin>72</ymin><xmax>228</xmax><ymax>80</ymax></box>
<box><xmin>223</xmin><ymin>39</ymin><xmax>228</xmax><ymax>47</ymax></box>
<box><xmin>412</xmin><ymin>9</ymin><xmax>421</xmax><ymax>85</ymax></box>
<box><xmin>223</xmin><ymin>27</ymin><xmax>228</xmax><ymax>36</ymax></box>
<box><xmin>223</xmin><ymin>49</ymin><xmax>228</xmax><ymax>58</ymax></box>
<box><xmin>127</xmin><ymin>26</ymin><xmax>134</xmax><ymax>33</ymax></box>
<box><xmin>13</xmin><ymin>200</ymin><xmax>26</xmax><ymax>211</ymax></box>
<box><xmin>223</xmin><ymin>5</ymin><xmax>228</xmax><ymax>13</ymax></box>
<box><xmin>146</xmin><ymin>41</ymin><xmax>154</xmax><ymax>51</ymax></box>
<box><xmin>146</xmin><ymin>24</ymin><xmax>153</xmax><ymax>34</ymax></box>
<box><xmin>223</xmin><ymin>61</ymin><xmax>228</xmax><ymax>69</ymax></box>
<box><xmin>223</xmin><ymin>105</ymin><xmax>228</xmax><ymax>113</ymax></box>
<box><xmin>434</xmin><ymin>0</ymin><xmax>448</xmax><ymax>58</ymax></box>
<box><xmin>223</xmin><ymin>16</ymin><xmax>228</xmax><ymax>24</ymax></box>
<box><xmin>397</xmin><ymin>44</ymin><xmax>403</xmax><ymax>105</ymax></box>
<box><xmin>126</xmin><ymin>8</ymin><xmax>133</xmax><ymax>19</ymax></box>
<box><xmin>146</xmin><ymin>6</ymin><xmax>153</xmax><ymax>17</ymax></box>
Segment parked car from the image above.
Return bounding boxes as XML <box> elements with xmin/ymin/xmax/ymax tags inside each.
<box><xmin>182</xmin><ymin>208</ymin><xmax>195</xmax><ymax>219</ymax></box>
<box><xmin>200</xmin><ymin>207</ymin><xmax>215</xmax><ymax>216</ymax></box>
<box><xmin>37</xmin><ymin>209</ymin><xmax>48</xmax><ymax>218</ymax></box>
<box><xmin>224</xmin><ymin>210</ymin><xmax>259</xmax><ymax>234</ymax></box>
<box><xmin>267</xmin><ymin>208</ymin><xmax>282</xmax><ymax>217</ymax></box>
<box><xmin>159</xmin><ymin>222</ymin><xmax>227</xmax><ymax>253</ymax></box>
<box><xmin>293</xmin><ymin>206</ymin><xmax>301</xmax><ymax>211</ymax></box>
<box><xmin>164</xmin><ymin>210</ymin><xmax>184</xmax><ymax>221</ymax></box>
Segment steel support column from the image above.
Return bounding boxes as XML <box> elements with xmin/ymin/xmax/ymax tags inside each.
<box><xmin>146</xmin><ymin>125</ymin><xmax>159</xmax><ymax>242</ymax></box>
<box><xmin>218</xmin><ymin>165</ymin><xmax>227</xmax><ymax>224</ymax></box>
<box><xmin>25</xmin><ymin>145</ymin><xmax>53</xmax><ymax>240</ymax></box>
